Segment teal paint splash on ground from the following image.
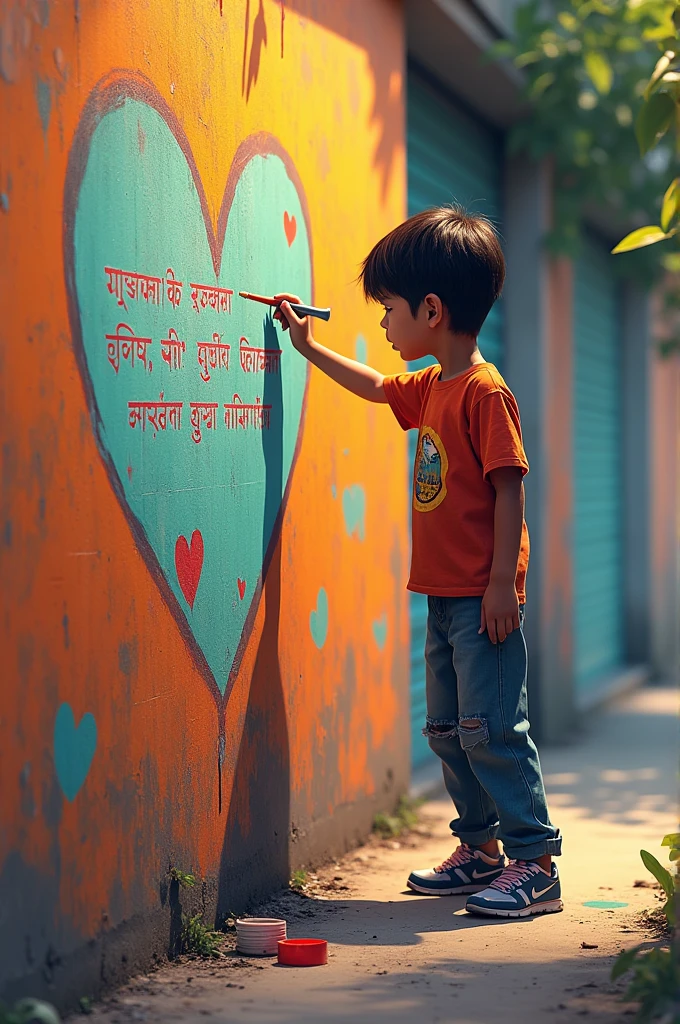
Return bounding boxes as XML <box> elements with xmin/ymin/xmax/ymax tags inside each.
<box><xmin>582</xmin><ymin>900</ymin><xmax>629</xmax><ymax>909</ymax></box>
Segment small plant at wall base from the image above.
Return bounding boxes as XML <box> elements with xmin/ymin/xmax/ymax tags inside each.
<box><xmin>290</xmin><ymin>869</ymin><xmax>309</xmax><ymax>893</ymax></box>
<box><xmin>611</xmin><ymin>833</ymin><xmax>679</xmax><ymax>1023</ymax></box>
<box><xmin>180</xmin><ymin>913</ymin><xmax>223</xmax><ymax>958</ymax></box>
<box><xmin>373</xmin><ymin>795</ymin><xmax>423</xmax><ymax>839</ymax></box>
<box><xmin>0</xmin><ymin>1000</ymin><xmax>60</xmax><ymax>1024</ymax></box>
<box><xmin>168</xmin><ymin>866</ymin><xmax>197</xmax><ymax>888</ymax></box>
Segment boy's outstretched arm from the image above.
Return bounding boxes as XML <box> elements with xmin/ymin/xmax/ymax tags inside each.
<box><xmin>274</xmin><ymin>293</ymin><xmax>388</xmax><ymax>404</ymax></box>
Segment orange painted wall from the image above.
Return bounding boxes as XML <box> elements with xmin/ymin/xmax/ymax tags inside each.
<box><xmin>0</xmin><ymin>0</ymin><xmax>409</xmax><ymax>997</ymax></box>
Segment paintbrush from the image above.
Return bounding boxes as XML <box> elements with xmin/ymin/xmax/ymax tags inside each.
<box><xmin>239</xmin><ymin>291</ymin><xmax>331</xmax><ymax>321</ymax></box>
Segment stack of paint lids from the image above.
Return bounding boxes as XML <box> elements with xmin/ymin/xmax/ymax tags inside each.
<box><xmin>235</xmin><ymin>918</ymin><xmax>287</xmax><ymax>956</ymax></box>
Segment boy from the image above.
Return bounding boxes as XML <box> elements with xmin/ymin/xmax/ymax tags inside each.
<box><xmin>274</xmin><ymin>206</ymin><xmax>562</xmax><ymax>918</ymax></box>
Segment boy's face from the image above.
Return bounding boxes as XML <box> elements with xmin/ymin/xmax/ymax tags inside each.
<box><xmin>379</xmin><ymin>294</ymin><xmax>437</xmax><ymax>362</ymax></box>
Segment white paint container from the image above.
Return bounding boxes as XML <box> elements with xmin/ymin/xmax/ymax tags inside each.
<box><xmin>235</xmin><ymin>917</ymin><xmax>287</xmax><ymax>956</ymax></box>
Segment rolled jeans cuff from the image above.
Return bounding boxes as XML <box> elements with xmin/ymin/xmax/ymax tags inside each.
<box><xmin>503</xmin><ymin>833</ymin><xmax>563</xmax><ymax>861</ymax></box>
<box><xmin>451</xmin><ymin>823</ymin><xmax>499</xmax><ymax>846</ymax></box>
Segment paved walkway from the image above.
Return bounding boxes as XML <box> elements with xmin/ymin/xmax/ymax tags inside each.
<box><xmin>72</xmin><ymin>685</ymin><xmax>677</xmax><ymax>1024</ymax></box>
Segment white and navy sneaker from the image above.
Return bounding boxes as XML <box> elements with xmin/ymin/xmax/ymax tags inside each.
<box><xmin>465</xmin><ymin>860</ymin><xmax>563</xmax><ymax>917</ymax></box>
<box><xmin>407</xmin><ymin>844</ymin><xmax>506</xmax><ymax>895</ymax></box>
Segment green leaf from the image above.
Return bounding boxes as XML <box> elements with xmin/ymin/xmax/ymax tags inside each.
<box><xmin>12</xmin><ymin>1001</ymin><xmax>61</xmax><ymax>1024</ymax></box>
<box><xmin>646</xmin><ymin>50</ymin><xmax>676</xmax><ymax>98</ymax></box>
<box><xmin>515</xmin><ymin>50</ymin><xmax>542</xmax><ymax>68</ymax></box>
<box><xmin>662</xmin><ymin>252</ymin><xmax>680</xmax><ymax>272</ymax></box>
<box><xmin>612</xmin><ymin>226</ymin><xmax>673</xmax><ymax>253</ymax></box>
<box><xmin>661</xmin><ymin>179</ymin><xmax>680</xmax><ymax>231</ymax></box>
<box><xmin>558</xmin><ymin>11</ymin><xmax>578</xmax><ymax>31</ymax></box>
<box><xmin>635</xmin><ymin>91</ymin><xmax>675</xmax><ymax>154</ymax></box>
<box><xmin>640</xmin><ymin>849</ymin><xmax>675</xmax><ymax>898</ymax></box>
<box><xmin>488</xmin><ymin>39</ymin><xmax>516</xmax><ymax>58</ymax></box>
<box><xmin>530</xmin><ymin>72</ymin><xmax>556</xmax><ymax>97</ymax></box>
<box><xmin>585</xmin><ymin>51</ymin><xmax>613</xmax><ymax>94</ymax></box>
<box><xmin>611</xmin><ymin>944</ymin><xmax>643</xmax><ymax>980</ymax></box>
<box><xmin>661</xmin><ymin>833</ymin><xmax>680</xmax><ymax>849</ymax></box>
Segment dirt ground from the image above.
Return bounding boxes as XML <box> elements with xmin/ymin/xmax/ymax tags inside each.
<box><xmin>67</xmin><ymin>685</ymin><xmax>677</xmax><ymax>1024</ymax></box>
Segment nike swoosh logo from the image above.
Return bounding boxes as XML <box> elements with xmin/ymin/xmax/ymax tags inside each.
<box><xmin>472</xmin><ymin>868</ymin><xmax>503</xmax><ymax>879</ymax></box>
<box><xmin>531</xmin><ymin>881</ymin><xmax>558</xmax><ymax>899</ymax></box>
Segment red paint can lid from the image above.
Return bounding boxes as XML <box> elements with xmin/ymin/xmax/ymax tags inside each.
<box><xmin>277</xmin><ymin>938</ymin><xmax>328</xmax><ymax>966</ymax></box>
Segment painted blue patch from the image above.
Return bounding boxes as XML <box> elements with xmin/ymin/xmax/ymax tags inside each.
<box><xmin>310</xmin><ymin>587</ymin><xmax>328</xmax><ymax>649</ymax></box>
<box><xmin>0</xmin><ymin>193</ymin><xmax>9</xmax><ymax>213</ymax></box>
<box><xmin>342</xmin><ymin>484</ymin><xmax>366</xmax><ymax>541</ymax></box>
<box><xmin>331</xmin><ymin>483</ymin><xmax>337</xmax><ymax>500</ymax></box>
<box><xmin>582</xmin><ymin>901</ymin><xmax>629</xmax><ymax>909</ymax></box>
<box><xmin>36</xmin><ymin>77</ymin><xmax>52</xmax><ymax>136</ymax></box>
<box><xmin>54</xmin><ymin>702</ymin><xmax>97</xmax><ymax>801</ymax></box>
<box><xmin>372</xmin><ymin>614</ymin><xmax>387</xmax><ymax>650</ymax></box>
<box><xmin>355</xmin><ymin>333</ymin><xmax>368</xmax><ymax>364</ymax></box>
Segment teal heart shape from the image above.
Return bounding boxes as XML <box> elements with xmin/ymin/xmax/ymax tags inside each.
<box><xmin>54</xmin><ymin>702</ymin><xmax>97</xmax><ymax>801</ymax></box>
<box><xmin>310</xmin><ymin>587</ymin><xmax>328</xmax><ymax>650</ymax></box>
<box><xmin>65</xmin><ymin>75</ymin><xmax>311</xmax><ymax>701</ymax></box>
<box><xmin>342</xmin><ymin>484</ymin><xmax>366</xmax><ymax>542</ymax></box>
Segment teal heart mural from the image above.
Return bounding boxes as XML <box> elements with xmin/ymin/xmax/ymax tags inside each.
<box><xmin>64</xmin><ymin>74</ymin><xmax>312</xmax><ymax>703</ymax></box>
<box><xmin>54</xmin><ymin>702</ymin><xmax>97</xmax><ymax>801</ymax></box>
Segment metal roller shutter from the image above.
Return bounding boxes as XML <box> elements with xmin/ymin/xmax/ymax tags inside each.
<box><xmin>573</xmin><ymin>234</ymin><xmax>624</xmax><ymax>698</ymax></box>
<box><xmin>407</xmin><ymin>67</ymin><xmax>504</xmax><ymax>767</ymax></box>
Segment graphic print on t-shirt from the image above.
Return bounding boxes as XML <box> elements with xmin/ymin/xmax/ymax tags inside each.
<box><xmin>414</xmin><ymin>426</ymin><xmax>448</xmax><ymax>512</ymax></box>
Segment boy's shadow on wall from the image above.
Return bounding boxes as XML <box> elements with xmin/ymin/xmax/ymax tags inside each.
<box><xmin>216</xmin><ymin>315</ymin><xmax>290</xmax><ymax>920</ymax></box>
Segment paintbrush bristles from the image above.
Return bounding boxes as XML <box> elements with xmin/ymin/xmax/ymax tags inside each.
<box><xmin>239</xmin><ymin>291</ymin><xmax>277</xmax><ymax>306</ymax></box>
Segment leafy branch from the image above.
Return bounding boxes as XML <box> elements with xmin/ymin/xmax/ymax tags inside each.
<box><xmin>491</xmin><ymin>0</ymin><xmax>679</xmax><ymax>275</ymax></box>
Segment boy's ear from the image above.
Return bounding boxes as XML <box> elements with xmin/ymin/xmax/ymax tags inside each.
<box><xmin>424</xmin><ymin>293</ymin><xmax>444</xmax><ymax>327</ymax></box>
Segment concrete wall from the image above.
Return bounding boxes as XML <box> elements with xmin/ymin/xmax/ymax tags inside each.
<box><xmin>0</xmin><ymin>0</ymin><xmax>409</xmax><ymax>1007</ymax></box>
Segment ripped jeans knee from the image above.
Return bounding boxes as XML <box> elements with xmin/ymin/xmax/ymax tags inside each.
<box><xmin>422</xmin><ymin>717</ymin><xmax>458</xmax><ymax>741</ymax></box>
<box><xmin>423</xmin><ymin>715</ymin><xmax>490</xmax><ymax>751</ymax></box>
<box><xmin>458</xmin><ymin>716</ymin><xmax>490</xmax><ymax>751</ymax></box>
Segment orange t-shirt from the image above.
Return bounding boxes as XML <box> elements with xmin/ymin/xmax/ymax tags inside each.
<box><xmin>383</xmin><ymin>362</ymin><xmax>530</xmax><ymax>600</ymax></box>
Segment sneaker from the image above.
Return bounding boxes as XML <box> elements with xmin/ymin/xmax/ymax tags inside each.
<box><xmin>465</xmin><ymin>860</ymin><xmax>563</xmax><ymax>917</ymax></box>
<box><xmin>407</xmin><ymin>844</ymin><xmax>506</xmax><ymax>895</ymax></box>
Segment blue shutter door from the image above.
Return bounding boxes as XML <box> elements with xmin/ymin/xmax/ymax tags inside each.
<box><xmin>407</xmin><ymin>68</ymin><xmax>504</xmax><ymax>767</ymax></box>
<box><xmin>573</xmin><ymin>235</ymin><xmax>624</xmax><ymax>698</ymax></box>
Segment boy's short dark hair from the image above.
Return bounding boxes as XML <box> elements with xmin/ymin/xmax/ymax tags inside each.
<box><xmin>360</xmin><ymin>205</ymin><xmax>505</xmax><ymax>337</ymax></box>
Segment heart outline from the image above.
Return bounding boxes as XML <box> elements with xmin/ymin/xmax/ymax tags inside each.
<box><xmin>63</xmin><ymin>71</ymin><xmax>314</xmax><ymax>713</ymax></box>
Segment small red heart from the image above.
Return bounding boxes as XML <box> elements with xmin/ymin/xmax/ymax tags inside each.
<box><xmin>283</xmin><ymin>211</ymin><xmax>297</xmax><ymax>247</ymax></box>
<box><xmin>175</xmin><ymin>530</ymin><xmax>204</xmax><ymax>609</ymax></box>
<box><xmin>237</xmin><ymin>578</ymin><xmax>246</xmax><ymax>600</ymax></box>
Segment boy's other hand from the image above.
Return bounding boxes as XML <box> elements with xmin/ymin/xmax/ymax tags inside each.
<box><xmin>273</xmin><ymin>292</ymin><xmax>313</xmax><ymax>351</ymax></box>
<box><xmin>479</xmin><ymin>580</ymin><xmax>520</xmax><ymax>644</ymax></box>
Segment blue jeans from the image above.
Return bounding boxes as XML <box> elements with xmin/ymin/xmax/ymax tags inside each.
<box><xmin>424</xmin><ymin>596</ymin><xmax>561</xmax><ymax>861</ymax></box>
